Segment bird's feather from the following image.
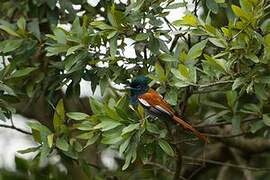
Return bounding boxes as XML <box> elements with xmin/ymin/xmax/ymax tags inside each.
<box><xmin>138</xmin><ymin>89</ymin><xmax>208</xmax><ymax>143</ymax></box>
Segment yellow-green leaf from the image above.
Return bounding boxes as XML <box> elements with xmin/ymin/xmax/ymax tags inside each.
<box><xmin>47</xmin><ymin>134</ymin><xmax>54</xmax><ymax>148</ymax></box>
<box><xmin>182</xmin><ymin>14</ymin><xmax>198</xmax><ymax>26</ymax></box>
<box><xmin>158</xmin><ymin>139</ymin><xmax>175</xmax><ymax>156</ymax></box>
<box><xmin>53</xmin><ymin>99</ymin><xmax>65</xmax><ymax>133</ymax></box>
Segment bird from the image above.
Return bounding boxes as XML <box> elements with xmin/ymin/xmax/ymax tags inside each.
<box><xmin>128</xmin><ymin>76</ymin><xmax>208</xmax><ymax>143</ymax></box>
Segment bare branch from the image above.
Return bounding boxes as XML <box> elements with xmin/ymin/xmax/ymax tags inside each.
<box><xmin>217</xmin><ymin>163</ymin><xmax>230</xmax><ymax>180</ymax></box>
<box><xmin>194</xmin><ymin>116</ymin><xmax>259</xmax><ymax>128</ymax></box>
<box><xmin>195</xmin><ymin>80</ymin><xmax>234</xmax><ymax>88</ymax></box>
<box><xmin>183</xmin><ymin>156</ymin><xmax>270</xmax><ymax>171</ymax></box>
<box><xmin>144</xmin><ymin>161</ymin><xmax>174</xmax><ymax>175</ymax></box>
<box><xmin>231</xmin><ymin>148</ymin><xmax>254</xmax><ymax>180</ymax></box>
<box><xmin>0</xmin><ymin>124</ymin><xmax>32</xmax><ymax>135</ymax></box>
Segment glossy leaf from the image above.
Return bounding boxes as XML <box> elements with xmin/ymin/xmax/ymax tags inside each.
<box><xmin>158</xmin><ymin>139</ymin><xmax>175</xmax><ymax>157</ymax></box>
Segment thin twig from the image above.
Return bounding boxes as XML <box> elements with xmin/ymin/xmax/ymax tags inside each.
<box><xmin>193</xmin><ymin>0</ymin><xmax>201</xmax><ymax>17</ymax></box>
<box><xmin>0</xmin><ymin>124</ymin><xmax>32</xmax><ymax>135</ymax></box>
<box><xmin>205</xmin><ymin>132</ymin><xmax>248</xmax><ymax>139</ymax></box>
<box><xmin>217</xmin><ymin>163</ymin><xmax>230</xmax><ymax>180</ymax></box>
<box><xmin>173</xmin><ymin>148</ymin><xmax>183</xmax><ymax>180</ymax></box>
<box><xmin>10</xmin><ymin>116</ymin><xmax>15</xmax><ymax>127</ymax></box>
<box><xmin>144</xmin><ymin>161</ymin><xmax>174</xmax><ymax>174</ymax></box>
<box><xmin>194</xmin><ymin>116</ymin><xmax>260</xmax><ymax>128</ymax></box>
<box><xmin>196</xmin><ymin>80</ymin><xmax>234</xmax><ymax>88</ymax></box>
<box><xmin>183</xmin><ymin>156</ymin><xmax>270</xmax><ymax>171</ymax></box>
<box><xmin>163</xmin><ymin>17</ymin><xmax>177</xmax><ymax>31</ymax></box>
<box><xmin>231</xmin><ymin>148</ymin><xmax>254</xmax><ymax>180</ymax></box>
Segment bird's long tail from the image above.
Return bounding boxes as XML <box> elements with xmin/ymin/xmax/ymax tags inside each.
<box><xmin>172</xmin><ymin>115</ymin><xmax>208</xmax><ymax>143</ymax></box>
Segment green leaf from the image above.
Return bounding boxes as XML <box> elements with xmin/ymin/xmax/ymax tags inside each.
<box><xmin>17</xmin><ymin>17</ymin><xmax>26</xmax><ymax>31</ymax></box>
<box><xmin>171</xmin><ymin>68</ymin><xmax>190</xmax><ymax>83</ymax></box>
<box><xmin>158</xmin><ymin>139</ymin><xmax>175</xmax><ymax>157</ymax></box>
<box><xmin>77</xmin><ymin>132</ymin><xmax>94</xmax><ymax>140</ymax></box>
<box><xmin>56</xmin><ymin>138</ymin><xmax>69</xmax><ymax>151</ymax></box>
<box><xmin>84</xmin><ymin>134</ymin><xmax>99</xmax><ymax>147</ymax></box>
<box><xmin>226</xmin><ymin>91</ymin><xmax>237</xmax><ymax>109</ymax></box>
<box><xmin>146</xmin><ymin>121</ymin><xmax>160</xmax><ymax>134</ymax></box>
<box><xmin>18</xmin><ymin>146</ymin><xmax>40</xmax><ymax>154</ymax></box>
<box><xmin>250</xmin><ymin>121</ymin><xmax>264</xmax><ymax>133</ymax></box>
<box><xmin>66</xmin><ymin>44</ymin><xmax>84</xmax><ymax>56</ymax></box>
<box><xmin>74</xmin><ymin>121</ymin><xmax>94</xmax><ymax>131</ymax></box>
<box><xmin>91</xmin><ymin>21</ymin><xmax>115</xmax><ymax>30</ymax></box>
<box><xmin>263</xmin><ymin>114</ymin><xmax>270</xmax><ymax>127</ymax></box>
<box><xmin>209</xmin><ymin>38</ymin><xmax>227</xmax><ymax>48</ymax></box>
<box><xmin>89</xmin><ymin>97</ymin><xmax>103</xmax><ymax>114</ymax></box>
<box><xmin>240</xmin><ymin>0</ymin><xmax>253</xmax><ymax>11</ymax></box>
<box><xmin>110</xmin><ymin>34</ymin><xmax>118</xmax><ymax>58</ymax></box>
<box><xmin>261</xmin><ymin>19</ymin><xmax>270</xmax><ymax>34</ymax></box>
<box><xmin>135</xmin><ymin>33</ymin><xmax>148</xmax><ymax>41</ymax></box>
<box><xmin>28</xmin><ymin>121</ymin><xmax>49</xmax><ymax>132</ymax></box>
<box><xmin>9</xmin><ymin>67</ymin><xmax>37</xmax><ymax>78</ymax></box>
<box><xmin>232</xmin><ymin>77</ymin><xmax>245</xmax><ymax>90</ymax></box>
<box><xmin>164</xmin><ymin>88</ymin><xmax>178</xmax><ymax>106</ymax></box>
<box><xmin>215</xmin><ymin>0</ymin><xmax>225</xmax><ymax>3</ymax></box>
<box><xmin>28</xmin><ymin>19</ymin><xmax>41</xmax><ymax>40</ymax></box>
<box><xmin>119</xmin><ymin>137</ymin><xmax>131</xmax><ymax>155</ymax></box>
<box><xmin>39</xmin><ymin>145</ymin><xmax>51</xmax><ymax>164</ymax></box>
<box><xmin>0</xmin><ymin>111</ymin><xmax>6</xmax><ymax>122</ymax></box>
<box><xmin>149</xmin><ymin>37</ymin><xmax>160</xmax><ymax>54</ymax></box>
<box><xmin>166</xmin><ymin>2</ymin><xmax>187</xmax><ymax>9</ymax></box>
<box><xmin>93</xmin><ymin>120</ymin><xmax>122</xmax><ymax>131</ymax></box>
<box><xmin>66</xmin><ymin>112</ymin><xmax>89</xmax><ymax>120</ymax></box>
<box><xmin>47</xmin><ymin>0</ymin><xmax>57</xmax><ymax>9</ymax></box>
<box><xmin>159</xmin><ymin>53</ymin><xmax>177</xmax><ymax>62</ymax></box>
<box><xmin>47</xmin><ymin>134</ymin><xmax>54</xmax><ymax>148</ymax></box>
<box><xmin>155</xmin><ymin>62</ymin><xmax>166</xmax><ymax>81</ymax></box>
<box><xmin>206</xmin><ymin>0</ymin><xmax>219</xmax><ymax>14</ymax></box>
<box><xmin>179</xmin><ymin>64</ymin><xmax>189</xmax><ymax>79</ymax></box>
<box><xmin>187</xmin><ymin>40</ymin><xmax>208</xmax><ymax>60</ymax></box>
<box><xmin>122</xmin><ymin>149</ymin><xmax>132</xmax><ymax>170</ymax></box>
<box><xmin>242</xmin><ymin>103</ymin><xmax>260</xmax><ymax>114</ymax></box>
<box><xmin>174</xmin><ymin>81</ymin><xmax>190</xmax><ymax>88</ymax></box>
<box><xmin>245</xmin><ymin>54</ymin><xmax>259</xmax><ymax>63</ymax></box>
<box><xmin>204</xmin><ymin>54</ymin><xmax>227</xmax><ymax>72</ymax></box>
<box><xmin>0</xmin><ymin>25</ymin><xmax>19</xmax><ymax>37</ymax></box>
<box><xmin>46</xmin><ymin>45</ymin><xmax>69</xmax><ymax>56</ymax></box>
<box><xmin>53</xmin><ymin>99</ymin><xmax>65</xmax><ymax>133</ymax></box>
<box><xmin>121</xmin><ymin>123</ymin><xmax>139</xmax><ymax>136</ymax></box>
<box><xmin>0</xmin><ymin>83</ymin><xmax>16</xmax><ymax>96</ymax></box>
<box><xmin>173</xmin><ymin>13</ymin><xmax>198</xmax><ymax>26</ymax></box>
<box><xmin>2</xmin><ymin>39</ymin><xmax>23</xmax><ymax>53</ymax></box>
<box><xmin>53</xmin><ymin>28</ymin><xmax>67</xmax><ymax>44</ymax></box>
<box><xmin>101</xmin><ymin>135</ymin><xmax>122</xmax><ymax>144</ymax></box>
<box><xmin>107</xmin><ymin>30</ymin><xmax>118</xmax><ymax>39</ymax></box>
<box><xmin>231</xmin><ymin>5</ymin><xmax>251</xmax><ymax>20</ymax></box>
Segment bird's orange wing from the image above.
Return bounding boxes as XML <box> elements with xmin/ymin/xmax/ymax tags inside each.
<box><xmin>138</xmin><ymin>89</ymin><xmax>175</xmax><ymax>115</ymax></box>
<box><xmin>138</xmin><ymin>89</ymin><xmax>208</xmax><ymax>143</ymax></box>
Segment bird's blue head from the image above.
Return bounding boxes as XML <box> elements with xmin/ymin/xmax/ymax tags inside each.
<box><xmin>128</xmin><ymin>76</ymin><xmax>150</xmax><ymax>105</ymax></box>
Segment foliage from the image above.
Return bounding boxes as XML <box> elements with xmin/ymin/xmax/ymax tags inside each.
<box><xmin>0</xmin><ymin>156</ymin><xmax>69</xmax><ymax>180</ymax></box>
<box><xmin>0</xmin><ymin>0</ymin><xmax>270</xmax><ymax>179</ymax></box>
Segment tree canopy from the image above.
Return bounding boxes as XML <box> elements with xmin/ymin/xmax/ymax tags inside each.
<box><xmin>0</xmin><ymin>0</ymin><xmax>270</xmax><ymax>179</ymax></box>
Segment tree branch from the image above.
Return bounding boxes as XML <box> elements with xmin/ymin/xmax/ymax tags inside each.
<box><xmin>231</xmin><ymin>148</ymin><xmax>254</xmax><ymax>180</ymax></box>
<box><xmin>204</xmin><ymin>126</ymin><xmax>270</xmax><ymax>153</ymax></box>
<box><xmin>144</xmin><ymin>161</ymin><xmax>174</xmax><ymax>175</ymax></box>
<box><xmin>0</xmin><ymin>124</ymin><xmax>32</xmax><ymax>135</ymax></box>
<box><xmin>194</xmin><ymin>116</ymin><xmax>259</xmax><ymax>128</ymax></box>
<box><xmin>195</xmin><ymin>80</ymin><xmax>234</xmax><ymax>88</ymax></box>
<box><xmin>183</xmin><ymin>156</ymin><xmax>270</xmax><ymax>171</ymax></box>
